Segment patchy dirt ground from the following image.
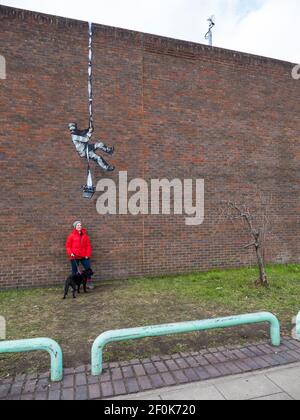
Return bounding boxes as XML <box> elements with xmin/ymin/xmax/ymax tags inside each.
<box><xmin>0</xmin><ymin>265</ymin><xmax>299</xmax><ymax>379</ymax></box>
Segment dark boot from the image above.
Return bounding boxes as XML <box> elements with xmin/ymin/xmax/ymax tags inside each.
<box><xmin>106</xmin><ymin>164</ymin><xmax>115</xmax><ymax>172</ymax></box>
<box><xmin>97</xmin><ymin>156</ymin><xmax>115</xmax><ymax>172</ymax></box>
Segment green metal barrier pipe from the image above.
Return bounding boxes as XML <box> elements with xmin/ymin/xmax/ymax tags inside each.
<box><xmin>296</xmin><ymin>311</ymin><xmax>300</xmax><ymax>340</ymax></box>
<box><xmin>92</xmin><ymin>312</ymin><xmax>280</xmax><ymax>376</ymax></box>
<box><xmin>0</xmin><ymin>338</ymin><xmax>63</xmax><ymax>382</ymax></box>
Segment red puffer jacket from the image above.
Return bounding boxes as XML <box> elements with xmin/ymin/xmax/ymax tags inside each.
<box><xmin>66</xmin><ymin>229</ymin><xmax>92</xmax><ymax>260</ymax></box>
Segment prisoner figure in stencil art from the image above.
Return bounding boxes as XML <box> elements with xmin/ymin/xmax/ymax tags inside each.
<box><xmin>68</xmin><ymin>21</ymin><xmax>116</xmax><ymax>200</ymax></box>
<box><xmin>68</xmin><ymin>123</ymin><xmax>115</xmax><ymax>172</ymax></box>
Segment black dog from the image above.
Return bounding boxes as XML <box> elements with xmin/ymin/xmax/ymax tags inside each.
<box><xmin>63</xmin><ymin>269</ymin><xmax>94</xmax><ymax>299</ymax></box>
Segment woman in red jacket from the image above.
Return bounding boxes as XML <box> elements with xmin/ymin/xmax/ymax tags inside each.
<box><xmin>66</xmin><ymin>221</ymin><xmax>94</xmax><ymax>289</ymax></box>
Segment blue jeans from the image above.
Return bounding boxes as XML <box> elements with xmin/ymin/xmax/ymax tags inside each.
<box><xmin>71</xmin><ymin>258</ymin><xmax>92</xmax><ymax>276</ymax></box>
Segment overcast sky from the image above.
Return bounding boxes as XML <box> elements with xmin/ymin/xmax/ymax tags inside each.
<box><xmin>1</xmin><ymin>0</ymin><xmax>299</xmax><ymax>63</ymax></box>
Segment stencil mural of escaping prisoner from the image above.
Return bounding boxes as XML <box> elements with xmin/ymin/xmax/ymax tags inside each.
<box><xmin>68</xmin><ymin>22</ymin><xmax>116</xmax><ymax>199</ymax></box>
<box><xmin>0</xmin><ymin>55</ymin><xmax>6</xmax><ymax>79</ymax></box>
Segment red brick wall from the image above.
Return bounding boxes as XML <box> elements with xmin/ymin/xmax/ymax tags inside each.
<box><xmin>0</xmin><ymin>5</ymin><xmax>299</xmax><ymax>289</ymax></box>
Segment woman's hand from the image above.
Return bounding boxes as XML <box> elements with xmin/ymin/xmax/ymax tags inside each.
<box><xmin>71</xmin><ymin>253</ymin><xmax>75</xmax><ymax>258</ymax></box>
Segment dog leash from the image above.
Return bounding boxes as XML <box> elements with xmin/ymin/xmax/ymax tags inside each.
<box><xmin>73</xmin><ymin>258</ymin><xmax>82</xmax><ymax>275</ymax></box>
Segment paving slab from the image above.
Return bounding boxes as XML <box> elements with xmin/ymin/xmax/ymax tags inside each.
<box><xmin>253</xmin><ymin>393</ymin><xmax>293</xmax><ymax>401</ymax></box>
<box><xmin>160</xmin><ymin>385</ymin><xmax>225</xmax><ymax>401</ymax></box>
<box><xmin>215</xmin><ymin>376</ymin><xmax>281</xmax><ymax>400</ymax></box>
<box><xmin>266</xmin><ymin>365</ymin><xmax>300</xmax><ymax>400</ymax></box>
